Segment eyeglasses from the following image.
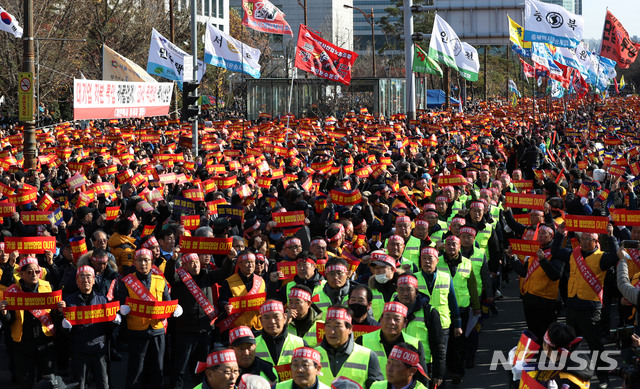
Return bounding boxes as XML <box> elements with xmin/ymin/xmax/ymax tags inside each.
<box><xmin>291</xmin><ymin>361</ymin><xmax>315</xmax><ymax>371</ymax></box>
<box><xmin>25</xmin><ymin>270</ymin><xmax>41</xmax><ymax>275</ymax></box>
<box><xmin>214</xmin><ymin>368</ymin><xmax>240</xmax><ymax>376</ymax></box>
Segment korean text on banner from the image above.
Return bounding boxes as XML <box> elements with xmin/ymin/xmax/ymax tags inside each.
<box><xmin>147</xmin><ymin>28</ymin><xmax>206</xmax><ymax>83</ymax></box>
<box><xmin>204</xmin><ymin>22</ymin><xmax>261</xmax><ymax>79</ymax></box>
<box><xmin>523</xmin><ymin>0</ymin><xmax>584</xmax><ymax>48</ymax></box>
<box><xmin>73</xmin><ymin>80</ymin><xmax>174</xmax><ymax>120</ymax></box>
<box><xmin>600</xmin><ymin>11</ymin><xmax>640</xmax><ymax>69</ymax></box>
<box><xmin>242</xmin><ymin>0</ymin><xmax>292</xmax><ymax>35</ymax></box>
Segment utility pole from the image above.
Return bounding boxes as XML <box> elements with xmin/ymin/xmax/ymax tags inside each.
<box><xmin>21</xmin><ymin>0</ymin><xmax>36</xmax><ymax>169</ymax></box>
<box><xmin>169</xmin><ymin>0</ymin><xmax>178</xmax><ymax>120</ymax></box>
<box><xmin>344</xmin><ymin>5</ymin><xmax>376</xmax><ymax>77</ymax></box>
<box><xmin>297</xmin><ymin>0</ymin><xmax>308</xmax><ymax>78</ymax></box>
<box><xmin>191</xmin><ymin>0</ymin><xmax>198</xmax><ymax>156</ymax></box>
<box><xmin>403</xmin><ymin>0</ymin><xmax>415</xmax><ymax>120</ymax></box>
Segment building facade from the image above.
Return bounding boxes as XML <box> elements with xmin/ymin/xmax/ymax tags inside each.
<box><xmin>172</xmin><ymin>0</ymin><xmax>230</xmax><ymax>31</ymax></box>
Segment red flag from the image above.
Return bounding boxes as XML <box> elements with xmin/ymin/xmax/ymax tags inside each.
<box><xmin>242</xmin><ymin>0</ymin><xmax>293</xmax><ymax>36</ymax></box>
<box><xmin>520</xmin><ymin>58</ymin><xmax>535</xmax><ymax>78</ymax></box>
<box><xmin>294</xmin><ymin>24</ymin><xmax>358</xmax><ymax>86</ymax></box>
<box><xmin>572</xmin><ymin>72</ymin><xmax>589</xmax><ymax>99</ymax></box>
<box><xmin>600</xmin><ymin>11</ymin><xmax>640</xmax><ymax>69</ymax></box>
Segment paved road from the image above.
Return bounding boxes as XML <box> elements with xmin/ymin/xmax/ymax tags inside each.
<box><xmin>0</xmin><ymin>278</ymin><xmax>624</xmax><ymax>388</ymax></box>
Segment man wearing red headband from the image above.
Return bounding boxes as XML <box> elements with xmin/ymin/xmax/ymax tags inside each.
<box><xmin>465</xmin><ymin>200</ymin><xmax>501</xmax><ymax>303</ymax></box>
<box><xmin>287</xmin><ymin>285</ymin><xmax>323</xmax><ymax>347</ymax></box>
<box><xmin>61</xmin><ymin>265</ymin><xmax>121</xmax><ymax>389</ymax></box>
<box><xmin>0</xmin><ymin>256</ymin><xmax>63</xmax><ymax>389</ymax></box>
<box><xmin>315</xmin><ymin>305</ymin><xmax>383</xmax><ymax>389</ymax></box>
<box><xmin>394</xmin><ymin>274</ymin><xmax>445</xmax><ymax>386</ymax></box>
<box><xmin>367</xmin><ymin>251</ymin><xmax>400</xmax><ymax>319</ymax></box>
<box><xmin>275</xmin><ymin>347</ymin><xmax>329</xmax><ymax>389</ymax></box>
<box><xmin>439</xmin><ymin>235</ymin><xmax>480</xmax><ymax>384</ymax></box>
<box><xmin>508</xmin><ymin>223</ymin><xmax>562</xmax><ymax>341</ymax></box>
<box><xmin>194</xmin><ymin>348</ymin><xmax>241</xmax><ymax>389</ymax></box>
<box><xmin>164</xmin><ymin>252</ymin><xmax>233</xmax><ymax>389</ymax></box>
<box><xmin>229</xmin><ymin>326</ymin><xmax>278</xmax><ymax>383</ymax></box>
<box><xmin>369</xmin><ymin>343</ymin><xmax>430</xmax><ymax>389</ymax></box>
<box><xmin>388</xmin><ymin>216</ymin><xmax>421</xmax><ymax>268</ymax></box>
<box><xmin>116</xmin><ymin>248</ymin><xmax>177</xmax><ymax>389</ymax></box>
<box><xmin>315</xmin><ymin>258</ymin><xmax>358</xmax><ymax>313</ymax></box>
<box><xmin>254</xmin><ymin>300</ymin><xmax>307</xmax><ymax>381</ymax></box>
<box><xmin>218</xmin><ymin>250</ymin><xmax>266</xmax><ymax>331</ymax></box>
<box><xmin>551</xmin><ymin>224</ymin><xmax>619</xmax><ymax>387</ymax></box>
<box><xmin>276</xmin><ymin>252</ymin><xmax>325</xmax><ymax>304</ymax></box>
<box><xmin>357</xmin><ymin>302</ymin><xmax>427</xmax><ymax>384</ymax></box>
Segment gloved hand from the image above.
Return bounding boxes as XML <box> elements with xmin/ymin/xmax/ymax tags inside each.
<box><xmin>62</xmin><ymin>318</ymin><xmax>73</xmax><ymax>329</ymax></box>
<box><xmin>113</xmin><ymin>313</ymin><xmax>122</xmax><ymax>325</ymax></box>
<box><xmin>580</xmin><ymin>197</ymin><xmax>588</xmax><ymax>205</ymax></box>
<box><xmin>547</xmin><ymin>379</ymin><xmax>558</xmax><ymax>389</ymax></box>
<box><xmin>173</xmin><ymin>304</ymin><xmax>183</xmax><ymax>318</ymax></box>
<box><xmin>120</xmin><ymin>305</ymin><xmax>131</xmax><ymax>316</ymax></box>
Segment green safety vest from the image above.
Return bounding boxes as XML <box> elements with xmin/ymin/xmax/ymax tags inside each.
<box><xmin>276</xmin><ymin>378</ymin><xmax>331</xmax><ymax>389</ymax></box>
<box><xmin>255</xmin><ymin>332</ymin><xmax>305</xmax><ymax>379</ymax></box>
<box><xmin>467</xmin><ymin>247</ymin><xmax>485</xmax><ymax>296</ymax></box>
<box><xmin>429</xmin><ymin>229</ymin><xmax>445</xmax><ymax>247</ymax></box>
<box><xmin>403</xmin><ymin>235</ymin><xmax>422</xmax><ymax>267</ymax></box>
<box><xmin>437</xmin><ymin>255</ymin><xmax>473</xmax><ymax>308</ymax></box>
<box><xmin>414</xmin><ymin>270</ymin><xmax>452</xmax><ymax>328</ymax></box>
<box><xmin>404</xmin><ymin>307</ymin><xmax>434</xmax><ymax>363</ymax></box>
<box><xmin>360</xmin><ymin>329</ymin><xmax>422</xmax><ymax>373</ymax></box>
<box><xmin>316</xmin><ymin>343</ymin><xmax>372</xmax><ymax>387</ymax></box>
<box><xmin>474</xmin><ymin>223</ymin><xmax>492</xmax><ymax>249</ymax></box>
<box><xmin>315</xmin><ymin>285</ymin><xmax>347</xmax><ymax>313</ymax></box>
<box><xmin>287</xmin><ymin>319</ymin><xmax>323</xmax><ymax>348</ymax></box>
<box><xmin>370</xmin><ymin>380</ymin><xmax>428</xmax><ymax>389</ymax></box>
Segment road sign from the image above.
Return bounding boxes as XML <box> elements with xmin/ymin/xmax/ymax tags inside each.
<box><xmin>18</xmin><ymin>72</ymin><xmax>34</xmax><ymax>122</ymax></box>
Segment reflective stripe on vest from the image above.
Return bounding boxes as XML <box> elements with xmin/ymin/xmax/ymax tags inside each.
<box><xmin>316</xmin><ymin>343</ymin><xmax>371</xmax><ymax>387</ymax></box>
<box><xmin>415</xmin><ymin>271</ymin><xmax>451</xmax><ymax>328</ymax></box>
<box><xmin>437</xmin><ymin>255</ymin><xmax>473</xmax><ymax>308</ymax></box>
<box><xmin>361</xmin><ymin>329</ymin><xmax>421</xmax><ymax>373</ymax></box>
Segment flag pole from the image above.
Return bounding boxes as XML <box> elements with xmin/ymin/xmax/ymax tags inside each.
<box><xmin>286</xmin><ymin>69</ymin><xmax>297</xmax><ymax>130</ymax></box>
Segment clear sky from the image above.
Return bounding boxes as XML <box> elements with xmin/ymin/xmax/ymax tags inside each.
<box><xmin>583</xmin><ymin>0</ymin><xmax>640</xmax><ymax>40</ymax></box>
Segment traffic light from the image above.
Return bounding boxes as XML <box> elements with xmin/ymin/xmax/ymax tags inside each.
<box><xmin>181</xmin><ymin>81</ymin><xmax>200</xmax><ymax>122</ymax></box>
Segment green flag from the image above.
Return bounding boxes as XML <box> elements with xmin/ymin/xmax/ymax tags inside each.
<box><xmin>413</xmin><ymin>45</ymin><xmax>443</xmax><ymax>77</ymax></box>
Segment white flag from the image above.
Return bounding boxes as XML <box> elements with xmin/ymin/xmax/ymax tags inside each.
<box><xmin>0</xmin><ymin>6</ymin><xmax>23</xmax><ymax>38</ymax></box>
<box><xmin>524</xmin><ymin>0</ymin><xmax>584</xmax><ymax>48</ymax></box>
<box><xmin>147</xmin><ymin>28</ymin><xmax>206</xmax><ymax>83</ymax></box>
<box><xmin>428</xmin><ymin>14</ymin><xmax>459</xmax><ymax>71</ymax></box>
<box><xmin>456</xmin><ymin>42</ymin><xmax>479</xmax><ymax>82</ymax></box>
<box><xmin>102</xmin><ymin>44</ymin><xmax>156</xmax><ymax>83</ymax></box>
<box><xmin>574</xmin><ymin>42</ymin><xmax>597</xmax><ymax>79</ymax></box>
<box><xmin>204</xmin><ymin>22</ymin><xmax>261</xmax><ymax>79</ymax></box>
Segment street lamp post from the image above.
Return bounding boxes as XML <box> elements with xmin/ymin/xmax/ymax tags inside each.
<box><xmin>297</xmin><ymin>0</ymin><xmax>308</xmax><ymax>26</ymax></box>
<box><xmin>344</xmin><ymin>4</ymin><xmax>376</xmax><ymax>77</ymax></box>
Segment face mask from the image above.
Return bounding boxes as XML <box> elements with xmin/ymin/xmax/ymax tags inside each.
<box><xmin>375</xmin><ymin>273</ymin><xmax>390</xmax><ymax>284</ymax></box>
<box><xmin>348</xmin><ymin>303</ymin><xmax>368</xmax><ymax>318</ymax></box>
<box><xmin>270</xmin><ymin>232</ymin><xmax>283</xmax><ymax>241</ymax></box>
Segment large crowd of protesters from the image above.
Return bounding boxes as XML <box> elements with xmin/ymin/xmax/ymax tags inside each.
<box><xmin>0</xmin><ymin>95</ymin><xmax>640</xmax><ymax>389</ymax></box>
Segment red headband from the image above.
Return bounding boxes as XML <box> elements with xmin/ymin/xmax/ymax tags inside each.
<box><xmin>142</xmin><ymin>236</ymin><xmax>159</xmax><ymax>248</ymax></box>
<box><xmin>397</xmin><ymin>275</ymin><xmax>418</xmax><ymax>288</ymax></box>
<box><xmin>135</xmin><ymin>248</ymin><xmax>152</xmax><ymax>259</ymax></box>
<box><xmin>237</xmin><ymin>252</ymin><xmax>256</xmax><ymax>262</ymax></box>
<box><xmin>389</xmin><ymin>235</ymin><xmax>404</xmax><ymax>244</ymax></box>
<box><xmin>460</xmin><ymin>227</ymin><xmax>477</xmax><ymax>237</ymax></box>
<box><xmin>470</xmin><ymin>201</ymin><xmax>485</xmax><ymax>209</ymax></box>
<box><xmin>445</xmin><ymin>235</ymin><xmax>461</xmax><ymax>244</ymax></box>
<box><xmin>182</xmin><ymin>253</ymin><xmax>199</xmax><ymax>264</ymax></box>
<box><xmin>76</xmin><ymin>265</ymin><xmax>95</xmax><ymax>277</ymax></box>
<box><xmin>415</xmin><ymin>219</ymin><xmax>428</xmax><ymax>227</ymax></box>
<box><xmin>229</xmin><ymin>326</ymin><xmax>255</xmax><ymax>344</ymax></box>
<box><xmin>383</xmin><ymin>302</ymin><xmax>408</xmax><ymax>317</ymax></box>
<box><xmin>421</xmin><ymin>247</ymin><xmax>439</xmax><ymax>257</ymax></box>
<box><xmin>326</xmin><ymin>264</ymin><xmax>348</xmax><ymax>273</ymax></box>
<box><xmin>435</xmin><ymin>196</ymin><xmax>448</xmax><ymax>203</ymax></box>
<box><xmin>326</xmin><ymin>307</ymin><xmax>352</xmax><ymax>323</ymax></box>
<box><xmin>389</xmin><ymin>346</ymin><xmax>428</xmax><ymax>377</ymax></box>
<box><xmin>245</xmin><ymin>221</ymin><xmax>260</xmax><ymax>234</ymax></box>
<box><xmin>395</xmin><ymin>216</ymin><xmax>410</xmax><ymax>224</ymax></box>
<box><xmin>292</xmin><ymin>347</ymin><xmax>321</xmax><ymax>367</ymax></box>
<box><xmin>289</xmin><ymin>288</ymin><xmax>312</xmax><ymax>302</ymax></box>
<box><xmin>451</xmin><ymin>217</ymin><xmax>466</xmax><ymax>225</ymax></box>
<box><xmin>259</xmin><ymin>301</ymin><xmax>284</xmax><ymax>315</ymax></box>
<box><xmin>285</xmin><ymin>238</ymin><xmax>301</xmax><ymax>247</ymax></box>
<box><xmin>310</xmin><ymin>238</ymin><xmax>326</xmax><ymax>247</ymax></box>
<box><xmin>19</xmin><ymin>256</ymin><xmax>39</xmax><ymax>269</ymax></box>
<box><xmin>195</xmin><ymin>349</ymin><xmax>237</xmax><ymax>373</ymax></box>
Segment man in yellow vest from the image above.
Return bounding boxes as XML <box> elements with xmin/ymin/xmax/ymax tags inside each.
<box><xmin>193</xmin><ymin>348</ymin><xmax>241</xmax><ymax>389</ymax></box>
<box><xmin>551</xmin><ymin>225</ymin><xmax>619</xmax><ymax>388</ymax></box>
<box><xmin>315</xmin><ymin>306</ymin><xmax>383</xmax><ymax>388</ymax></box>
<box><xmin>287</xmin><ymin>285</ymin><xmax>323</xmax><ymax>347</ymax></box>
<box><xmin>391</xmin><ymin>216</ymin><xmax>422</xmax><ymax>267</ymax></box>
<box><xmin>275</xmin><ymin>347</ymin><xmax>330</xmax><ymax>389</ymax></box>
<box><xmin>439</xmin><ymin>235</ymin><xmax>480</xmax><ymax>385</ymax></box>
<box><xmin>218</xmin><ymin>251</ymin><xmax>266</xmax><ymax>332</ymax></box>
<box><xmin>254</xmin><ymin>300</ymin><xmax>307</xmax><ymax>381</ymax></box>
<box><xmin>117</xmin><ymin>248</ymin><xmax>181</xmax><ymax>389</ymax></box>
<box><xmin>395</xmin><ymin>274</ymin><xmax>445</xmax><ymax>387</ymax></box>
<box><xmin>509</xmin><ymin>224</ymin><xmax>562</xmax><ymax>341</ymax></box>
<box><xmin>368</xmin><ymin>251</ymin><xmax>399</xmax><ymax>319</ymax></box>
<box><xmin>0</xmin><ymin>256</ymin><xmax>61</xmax><ymax>389</ymax></box>
<box><xmin>356</xmin><ymin>302</ymin><xmax>428</xmax><ymax>385</ymax></box>
<box><xmin>315</xmin><ymin>258</ymin><xmax>358</xmax><ymax>314</ymax></box>
<box><xmin>229</xmin><ymin>326</ymin><xmax>277</xmax><ymax>383</ymax></box>
<box><xmin>370</xmin><ymin>344</ymin><xmax>430</xmax><ymax>389</ymax></box>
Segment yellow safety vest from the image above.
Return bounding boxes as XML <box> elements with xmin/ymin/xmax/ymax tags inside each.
<box><xmin>361</xmin><ymin>329</ymin><xmax>422</xmax><ymax>373</ymax></box>
<box><xmin>437</xmin><ymin>255</ymin><xmax>473</xmax><ymax>308</ymax></box>
<box><xmin>226</xmin><ymin>273</ymin><xmax>266</xmax><ymax>330</ymax></box>
<box><xmin>10</xmin><ymin>280</ymin><xmax>55</xmax><ymax>342</ymax></box>
<box><xmin>316</xmin><ymin>343</ymin><xmax>371</xmax><ymax>387</ymax></box>
<box><xmin>255</xmin><ymin>332</ymin><xmax>306</xmax><ymax>381</ymax></box>
<box><xmin>415</xmin><ymin>270</ymin><xmax>452</xmax><ymax>328</ymax></box>
<box><xmin>567</xmin><ymin>249</ymin><xmax>606</xmax><ymax>302</ymax></box>
<box><xmin>125</xmin><ymin>274</ymin><xmax>167</xmax><ymax>331</ymax></box>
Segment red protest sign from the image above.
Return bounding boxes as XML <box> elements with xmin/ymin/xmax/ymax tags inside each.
<box><xmin>437</xmin><ymin>175</ymin><xmax>468</xmax><ymax>186</ymax></box>
<box><xmin>179</xmin><ymin>236</ymin><xmax>233</xmax><ymax>255</ymax></box>
<box><xmin>125</xmin><ymin>298</ymin><xmax>179</xmax><ymax>319</ymax></box>
<box><xmin>564</xmin><ymin>215</ymin><xmax>609</xmax><ymax>234</ymax></box>
<box><xmin>66</xmin><ymin>173</ymin><xmax>86</xmax><ymax>191</ymax></box>
<box><xmin>276</xmin><ymin>261</ymin><xmax>297</xmax><ymax>279</ymax></box>
<box><xmin>504</xmin><ymin>193</ymin><xmax>546</xmax><ymax>210</ymax></box>
<box><xmin>512</xmin><ymin>180</ymin><xmax>534</xmax><ymax>192</ymax></box>
<box><xmin>65</xmin><ymin>302</ymin><xmax>120</xmax><ymax>325</ymax></box>
<box><xmin>5</xmin><ymin>236</ymin><xmax>56</xmax><ymax>254</ymax></box>
<box><xmin>105</xmin><ymin>206</ymin><xmax>120</xmax><ymax>220</ymax></box>
<box><xmin>228</xmin><ymin>292</ymin><xmax>267</xmax><ymax>313</ymax></box>
<box><xmin>272</xmin><ymin>211</ymin><xmax>306</xmax><ymax>228</ymax></box>
<box><xmin>4</xmin><ymin>290</ymin><xmax>62</xmax><ymax>310</ymax></box>
<box><xmin>315</xmin><ymin>322</ymin><xmax>379</xmax><ymax>346</ymax></box>
<box><xmin>610</xmin><ymin>209</ymin><xmax>640</xmax><ymax>227</ymax></box>
<box><xmin>509</xmin><ymin>239</ymin><xmax>540</xmax><ymax>257</ymax></box>
<box><xmin>181</xmin><ymin>215</ymin><xmax>201</xmax><ymax>230</ymax></box>
<box><xmin>21</xmin><ymin>211</ymin><xmax>52</xmax><ymax>225</ymax></box>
